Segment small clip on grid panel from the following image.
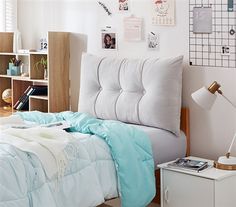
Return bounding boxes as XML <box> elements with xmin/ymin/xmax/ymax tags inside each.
<box><xmin>228</xmin><ymin>0</ymin><xmax>234</xmax><ymax>12</ymax></box>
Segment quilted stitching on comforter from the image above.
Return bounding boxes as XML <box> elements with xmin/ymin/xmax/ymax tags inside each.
<box><xmin>1</xmin><ymin>111</ymin><xmax>155</xmax><ymax>207</ymax></box>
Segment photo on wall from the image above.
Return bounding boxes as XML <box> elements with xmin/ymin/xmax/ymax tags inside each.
<box><xmin>119</xmin><ymin>0</ymin><xmax>129</xmax><ymax>11</ymax></box>
<box><xmin>101</xmin><ymin>29</ymin><xmax>117</xmax><ymax>50</ymax></box>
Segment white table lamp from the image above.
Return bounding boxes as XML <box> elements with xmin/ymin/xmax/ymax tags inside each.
<box><xmin>192</xmin><ymin>81</ymin><xmax>236</xmax><ymax>170</ymax></box>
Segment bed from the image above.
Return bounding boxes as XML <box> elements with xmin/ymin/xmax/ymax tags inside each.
<box><xmin>0</xmin><ymin>53</ymin><xmax>189</xmax><ymax>207</ymax></box>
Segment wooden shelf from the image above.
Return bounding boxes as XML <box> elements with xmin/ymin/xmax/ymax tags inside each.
<box><xmin>30</xmin><ymin>51</ymin><xmax>48</xmax><ymax>55</ymax></box>
<box><xmin>0</xmin><ymin>54</ymin><xmax>15</xmax><ymax>75</ymax></box>
<box><xmin>13</xmin><ymin>76</ymin><xmax>48</xmax><ymax>83</ymax></box>
<box><xmin>0</xmin><ymin>74</ymin><xmax>12</xmax><ymax>78</ymax></box>
<box><xmin>0</xmin><ymin>52</ymin><xmax>16</xmax><ymax>55</ymax></box>
<box><xmin>29</xmin><ymin>97</ymin><xmax>48</xmax><ymax>112</ymax></box>
<box><xmin>0</xmin><ymin>32</ymin><xmax>70</xmax><ymax>114</ymax></box>
<box><xmin>10</xmin><ymin>76</ymin><xmax>31</xmax><ymax>81</ymax></box>
<box><xmin>0</xmin><ymin>75</ymin><xmax>48</xmax><ymax>83</ymax></box>
<box><xmin>0</xmin><ymin>52</ymin><xmax>33</xmax><ymax>57</ymax></box>
<box><xmin>16</xmin><ymin>53</ymin><xmax>30</xmax><ymax>57</ymax></box>
<box><xmin>0</xmin><ymin>52</ymin><xmax>47</xmax><ymax>56</ymax></box>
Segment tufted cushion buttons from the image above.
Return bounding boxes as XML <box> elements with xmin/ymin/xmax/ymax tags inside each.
<box><xmin>78</xmin><ymin>53</ymin><xmax>183</xmax><ymax>136</ymax></box>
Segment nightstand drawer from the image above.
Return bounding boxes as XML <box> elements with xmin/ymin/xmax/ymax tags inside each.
<box><xmin>162</xmin><ymin>169</ymin><xmax>214</xmax><ymax>207</ymax></box>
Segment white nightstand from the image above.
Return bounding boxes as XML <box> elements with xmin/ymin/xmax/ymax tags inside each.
<box><xmin>158</xmin><ymin>156</ymin><xmax>236</xmax><ymax>207</ymax></box>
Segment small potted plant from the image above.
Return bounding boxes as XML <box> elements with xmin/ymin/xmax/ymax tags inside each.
<box><xmin>34</xmin><ymin>56</ymin><xmax>48</xmax><ymax>80</ymax></box>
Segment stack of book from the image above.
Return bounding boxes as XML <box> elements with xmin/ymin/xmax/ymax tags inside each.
<box><xmin>167</xmin><ymin>158</ymin><xmax>209</xmax><ymax>172</ymax></box>
<box><xmin>13</xmin><ymin>85</ymin><xmax>48</xmax><ymax>110</ymax></box>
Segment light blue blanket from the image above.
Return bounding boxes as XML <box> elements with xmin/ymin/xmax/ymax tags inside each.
<box><xmin>14</xmin><ymin>111</ymin><xmax>155</xmax><ymax>207</ymax></box>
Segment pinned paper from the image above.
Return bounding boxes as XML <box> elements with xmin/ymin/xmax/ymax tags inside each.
<box><xmin>193</xmin><ymin>7</ymin><xmax>212</xmax><ymax>34</ymax></box>
<box><xmin>148</xmin><ymin>32</ymin><xmax>159</xmax><ymax>50</ymax></box>
<box><xmin>124</xmin><ymin>16</ymin><xmax>142</xmax><ymax>41</ymax></box>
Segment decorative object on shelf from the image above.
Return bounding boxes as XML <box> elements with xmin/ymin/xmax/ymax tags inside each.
<box><xmin>11</xmin><ymin>66</ymin><xmax>20</xmax><ymax>76</ymax></box>
<box><xmin>34</xmin><ymin>56</ymin><xmax>48</xmax><ymax>80</ymax></box>
<box><xmin>13</xmin><ymin>30</ymin><xmax>22</xmax><ymax>53</ymax></box>
<box><xmin>20</xmin><ymin>63</ymin><xmax>24</xmax><ymax>75</ymax></box>
<box><xmin>192</xmin><ymin>81</ymin><xmax>236</xmax><ymax>170</ymax></box>
<box><xmin>18</xmin><ymin>49</ymin><xmax>37</xmax><ymax>53</ymax></box>
<box><xmin>20</xmin><ymin>63</ymin><xmax>29</xmax><ymax>77</ymax></box>
<box><xmin>40</xmin><ymin>37</ymin><xmax>48</xmax><ymax>50</ymax></box>
<box><xmin>7</xmin><ymin>58</ymin><xmax>21</xmax><ymax>76</ymax></box>
<box><xmin>8</xmin><ymin>59</ymin><xmax>14</xmax><ymax>70</ymax></box>
<box><xmin>2</xmin><ymin>88</ymin><xmax>12</xmax><ymax>110</ymax></box>
<box><xmin>152</xmin><ymin>0</ymin><xmax>175</xmax><ymax>26</ymax></box>
<box><xmin>98</xmin><ymin>1</ymin><xmax>112</xmax><ymax>16</ymax></box>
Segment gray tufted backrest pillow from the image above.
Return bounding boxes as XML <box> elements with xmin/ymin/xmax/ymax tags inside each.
<box><xmin>78</xmin><ymin>53</ymin><xmax>183</xmax><ymax>136</ymax></box>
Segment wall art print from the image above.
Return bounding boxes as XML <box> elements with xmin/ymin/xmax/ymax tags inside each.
<box><xmin>152</xmin><ymin>0</ymin><xmax>175</xmax><ymax>26</ymax></box>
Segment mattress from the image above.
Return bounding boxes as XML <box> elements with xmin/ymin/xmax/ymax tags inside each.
<box><xmin>129</xmin><ymin>124</ymin><xmax>187</xmax><ymax>167</ymax></box>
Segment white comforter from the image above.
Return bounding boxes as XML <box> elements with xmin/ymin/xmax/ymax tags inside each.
<box><xmin>1</xmin><ymin>127</ymin><xmax>72</xmax><ymax>179</ymax></box>
<box><xmin>0</xmin><ymin>121</ymin><xmax>118</xmax><ymax>207</ymax></box>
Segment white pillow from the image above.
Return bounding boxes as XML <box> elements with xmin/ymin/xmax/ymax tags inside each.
<box><xmin>78</xmin><ymin>53</ymin><xmax>183</xmax><ymax>135</ymax></box>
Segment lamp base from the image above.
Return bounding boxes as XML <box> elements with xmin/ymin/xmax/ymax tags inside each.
<box><xmin>214</xmin><ymin>156</ymin><xmax>236</xmax><ymax>170</ymax></box>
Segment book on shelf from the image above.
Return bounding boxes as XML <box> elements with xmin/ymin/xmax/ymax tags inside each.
<box><xmin>13</xmin><ymin>86</ymin><xmax>32</xmax><ymax>109</ymax></box>
<box><xmin>167</xmin><ymin>158</ymin><xmax>210</xmax><ymax>172</ymax></box>
<box><xmin>13</xmin><ymin>85</ymin><xmax>48</xmax><ymax>111</ymax></box>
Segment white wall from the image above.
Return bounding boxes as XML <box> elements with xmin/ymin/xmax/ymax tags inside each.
<box><xmin>18</xmin><ymin>0</ymin><xmax>236</xmax><ymax>160</ymax></box>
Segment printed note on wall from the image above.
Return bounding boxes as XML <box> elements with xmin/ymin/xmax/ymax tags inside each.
<box><xmin>152</xmin><ymin>0</ymin><xmax>175</xmax><ymax>26</ymax></box>
<box><xmin>124</xmin><ymin>16</ymin><xmax>142</xmax><ymax>41</ymax></box>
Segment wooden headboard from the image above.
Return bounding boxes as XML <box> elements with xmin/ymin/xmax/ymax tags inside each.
<box><xmin>180</xmin><ymin>108</ymin><xmax>190</xmax><ymax>156</ymax></box>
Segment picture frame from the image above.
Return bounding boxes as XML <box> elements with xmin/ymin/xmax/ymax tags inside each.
<box><xmin>101</xmin><ymin>28</ymin><xmax>117</xmax><ymax>50</ymax></box>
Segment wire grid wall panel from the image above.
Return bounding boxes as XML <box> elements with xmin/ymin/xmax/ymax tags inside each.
<box><xmin>189</xmin><ymin>0</ymin><xmax>236</xmax><ymax>68</ymax></box>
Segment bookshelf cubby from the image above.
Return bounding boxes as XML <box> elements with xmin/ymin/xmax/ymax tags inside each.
<box><xmin>0</xmin><ymin>32</ymin><xmax>70</xmax><ymax>116</ymax></box>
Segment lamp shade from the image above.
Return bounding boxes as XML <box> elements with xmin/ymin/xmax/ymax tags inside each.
<box><xmin>191</xmin><ymin>87</ymin><xmax>217</xmax><ymax>110</ymax></box>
